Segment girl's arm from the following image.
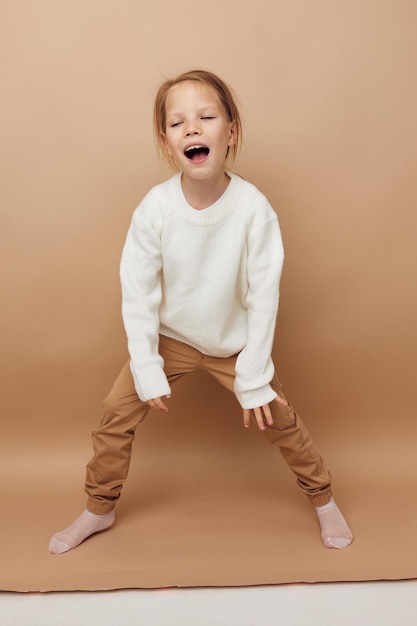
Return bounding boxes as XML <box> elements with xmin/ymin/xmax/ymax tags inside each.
<box><xmin>234</xmin><ymin>213</ymin><xmax>284</xmax><ymax>410</ymax></box>
<box><xmin>120</xmin><ymin>209</ymin><xmax>171</xmax><ymax>402</ymax></box>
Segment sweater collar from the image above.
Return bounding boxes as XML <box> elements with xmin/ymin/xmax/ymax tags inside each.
<box><xmin>172</xmin><ymin>172</ymin><xmax>240</xmax><ymax>225</ymax></box>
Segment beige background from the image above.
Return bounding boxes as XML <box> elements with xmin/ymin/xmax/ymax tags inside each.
<box><xmin>1</xmin><ymin>0</ymin><xmax>417</xmax><ymax>590</ymax></box>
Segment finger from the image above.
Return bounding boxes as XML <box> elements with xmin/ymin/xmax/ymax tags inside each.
<box><xmin>155</xmin><ymin>397</ymin><xmax>168</xmax><ymax>411</ymax></box>
<box><xmin>253</xmin><ymin>407</ymin><xmax>266</xmax><ymax>431</ymax></box>
<box><xmin>147</xmin><ymin>397</ymin><xmax>168</xmax><ymax>412</ymax></box>
<box><xmin>262</xmin><ymin>404</ymin><xmax>274</xmax><ymax>426</ymax></box>
<box><xmin>243</xmin><ymin>408</ymin><xmax>251</xmax><ymax>428</ymax></box>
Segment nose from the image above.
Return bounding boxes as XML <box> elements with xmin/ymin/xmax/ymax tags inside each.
<box><xmin>184</xmin><ymin>121</ymin><xmax>201</xmax><ymax>137</ymax></box>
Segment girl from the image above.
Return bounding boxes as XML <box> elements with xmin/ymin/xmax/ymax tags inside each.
<box><xmin>49</xmin><ymin>69</ymin><xmax>353</xmax><ymax>554</ymax></box>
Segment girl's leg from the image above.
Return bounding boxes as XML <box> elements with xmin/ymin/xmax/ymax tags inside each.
<box><xmin>49</xmin><ymin>360</ymin><xmax>150</xmax><ymax>554</ymax></box>
<box><xmin>265</xmin><ymin>374</ymin><xmax>352</xmax><ymax>548</ymax></box>
<box><xmin>202</xmin><ymin>357</ymin><xmax>353</xmax><ymax>548</ymax></box>
<box><xmin>262</xmin><ymin>373</ymin><xmax>332</xmax><ymax>506</ymax></box>
<box><xmin>49</xmin><ymin>336</ymin><xmax>201</xmax><ymax>554</ymax></box>
<box><xmin>84</xmin><ymin>360</ymin><xmax>151</xmax><ymax>515</ymax></box>
<box><xmin>85</xmin><ymin>336</ymin><xmax>201</xmax><ymax>512</ymax></box>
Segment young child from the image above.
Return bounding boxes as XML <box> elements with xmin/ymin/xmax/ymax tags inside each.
<box><xmin>49</xmin><ymin>69</ymin><xmax>353</xmax><ymax>554</ymax></box>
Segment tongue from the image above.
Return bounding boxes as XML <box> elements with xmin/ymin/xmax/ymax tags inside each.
<box><xmin>187</xmin><ymin>147</ymin><xmax>209</xmax><ymax>163</ymax></box>
<box><xmin>191</xmin><ymin>151</ymin><xmax>208</xmax><ymax>163</ymax></box>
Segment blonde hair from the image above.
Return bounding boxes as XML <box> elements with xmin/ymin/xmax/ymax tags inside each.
<box><xmin>153</xmin><ymin>69</ymin><xmax>242</xmax><ymax>168</ymax></box>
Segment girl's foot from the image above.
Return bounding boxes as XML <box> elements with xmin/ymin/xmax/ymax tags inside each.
<box><xmin>316</xmin><ymin>498</ymin><xmax>353</xmax><ymax>549</ymax></box>
<box><xmin>49</xmin><ymin>509</ymin><xmax>115</xmax><ymax>554</ymax></box>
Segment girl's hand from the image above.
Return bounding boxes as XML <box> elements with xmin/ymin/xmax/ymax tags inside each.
<box><xmin>146</xmin><ymin>395</ymin><xmax>171</xmax><ymax>412</ymax></box>
<box><xmin>243</xmin><ymin>396</ymin><xmax>288</xmax><ymax>431</ymax></box>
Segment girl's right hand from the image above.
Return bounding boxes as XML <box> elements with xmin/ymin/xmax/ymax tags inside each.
<box><xmin>146</xmin><ymin>395</ymin><xmax>171</xmax><ymax>412</ymax></box>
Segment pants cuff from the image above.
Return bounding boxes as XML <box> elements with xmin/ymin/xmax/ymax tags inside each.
<box><xmin>306</xmin><ymin>488</ymin><xmax>333</xmax><ymax>508</ymax></box>
<box><xmin>86</xmin><ymin>497</ymin><xmax>116</xmax><ymax>515</ymax></box>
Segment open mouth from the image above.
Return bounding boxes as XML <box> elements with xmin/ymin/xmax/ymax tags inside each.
<box><xmin>184</xmin><ymin>145</ymin><xmax>210</xmax><ymax>162</ymax></box>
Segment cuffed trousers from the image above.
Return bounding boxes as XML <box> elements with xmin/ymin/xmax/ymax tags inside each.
<box><xmin>85</xmin><ymin>335</ymin><xmax>332</xmax><ymax>514</ymax></box>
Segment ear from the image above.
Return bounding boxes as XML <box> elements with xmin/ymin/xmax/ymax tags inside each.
<box><xmin>161</xmin><ymin>132</ymin><xmax>172</xmax><ymax>155</ymax></box>
<box><xmin>227</xmin><ymin>120</ymin><xmax>238</xmax><ymax>147</ymax></box>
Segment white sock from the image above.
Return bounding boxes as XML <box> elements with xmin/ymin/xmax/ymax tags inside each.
<box><xmin>316</xmin><ymin>497</ymin><xmax>353</xmax><ymax>549</ymax></box>
<box><xmin>49</xmin><ymin>509</ymin><xmax>115</xmax><ymax>555</ymax></box>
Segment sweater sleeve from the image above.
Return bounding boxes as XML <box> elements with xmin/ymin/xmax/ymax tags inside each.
<box><xmin>234</xmin><ymin>213</ymin><xmax>284</xmax><ymax>409</ymax></box>
<box><xmin>120</xmin><ymin>207</ymin><xmax>171</xmax><ymax>402</ymax></box>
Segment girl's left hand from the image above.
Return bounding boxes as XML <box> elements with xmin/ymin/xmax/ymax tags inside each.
<box><xmin>243</xmin><ymin>396</ymin><xmax>288</xmax><ymax>431</ymax></box>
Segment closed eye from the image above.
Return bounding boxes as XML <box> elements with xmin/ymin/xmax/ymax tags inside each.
<box><xmin>169</xmin><ymin>121</ymin><xmax>183</xmax><ymax>127</ymax></box>
<box><xmin>201</xmin><ymin>116</ymin><xmax>215</xmax><ymax>120</ymax></box>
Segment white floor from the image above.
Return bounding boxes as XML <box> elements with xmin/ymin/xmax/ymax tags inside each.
<box><xmin>1</xmin><ymin>580</ymin><xmax>416</xmax><ymax>626</ymax></box>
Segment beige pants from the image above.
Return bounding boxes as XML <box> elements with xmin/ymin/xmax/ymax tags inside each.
<box><xmin>85</xmin><ymin>335</ymin><xmax>332</xmax><ymax>513</ymax></box>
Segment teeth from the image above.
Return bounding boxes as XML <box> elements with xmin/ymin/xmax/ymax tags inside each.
<box><xmin>184</xmin><ymin>145</ymin><xmax>209</xmax><ymax>160</ymax></box>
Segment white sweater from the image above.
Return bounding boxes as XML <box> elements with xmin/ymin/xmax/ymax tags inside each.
<box><xmin>120</xmin><ymin>172</ymin><xmax>284</xmax><ymax>409</ymax></box>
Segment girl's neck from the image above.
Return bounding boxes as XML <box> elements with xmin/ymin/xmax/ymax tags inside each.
<box><xmin>180</xmin><ymin>171</ymin><xmax>230</xmax><ymax>211</ymax></box>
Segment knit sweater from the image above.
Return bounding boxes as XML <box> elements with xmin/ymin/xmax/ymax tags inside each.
<box><xmin>120</xmin><ymin>171</ymin><xmax>284</xmax><ymax>409</ymax></box>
